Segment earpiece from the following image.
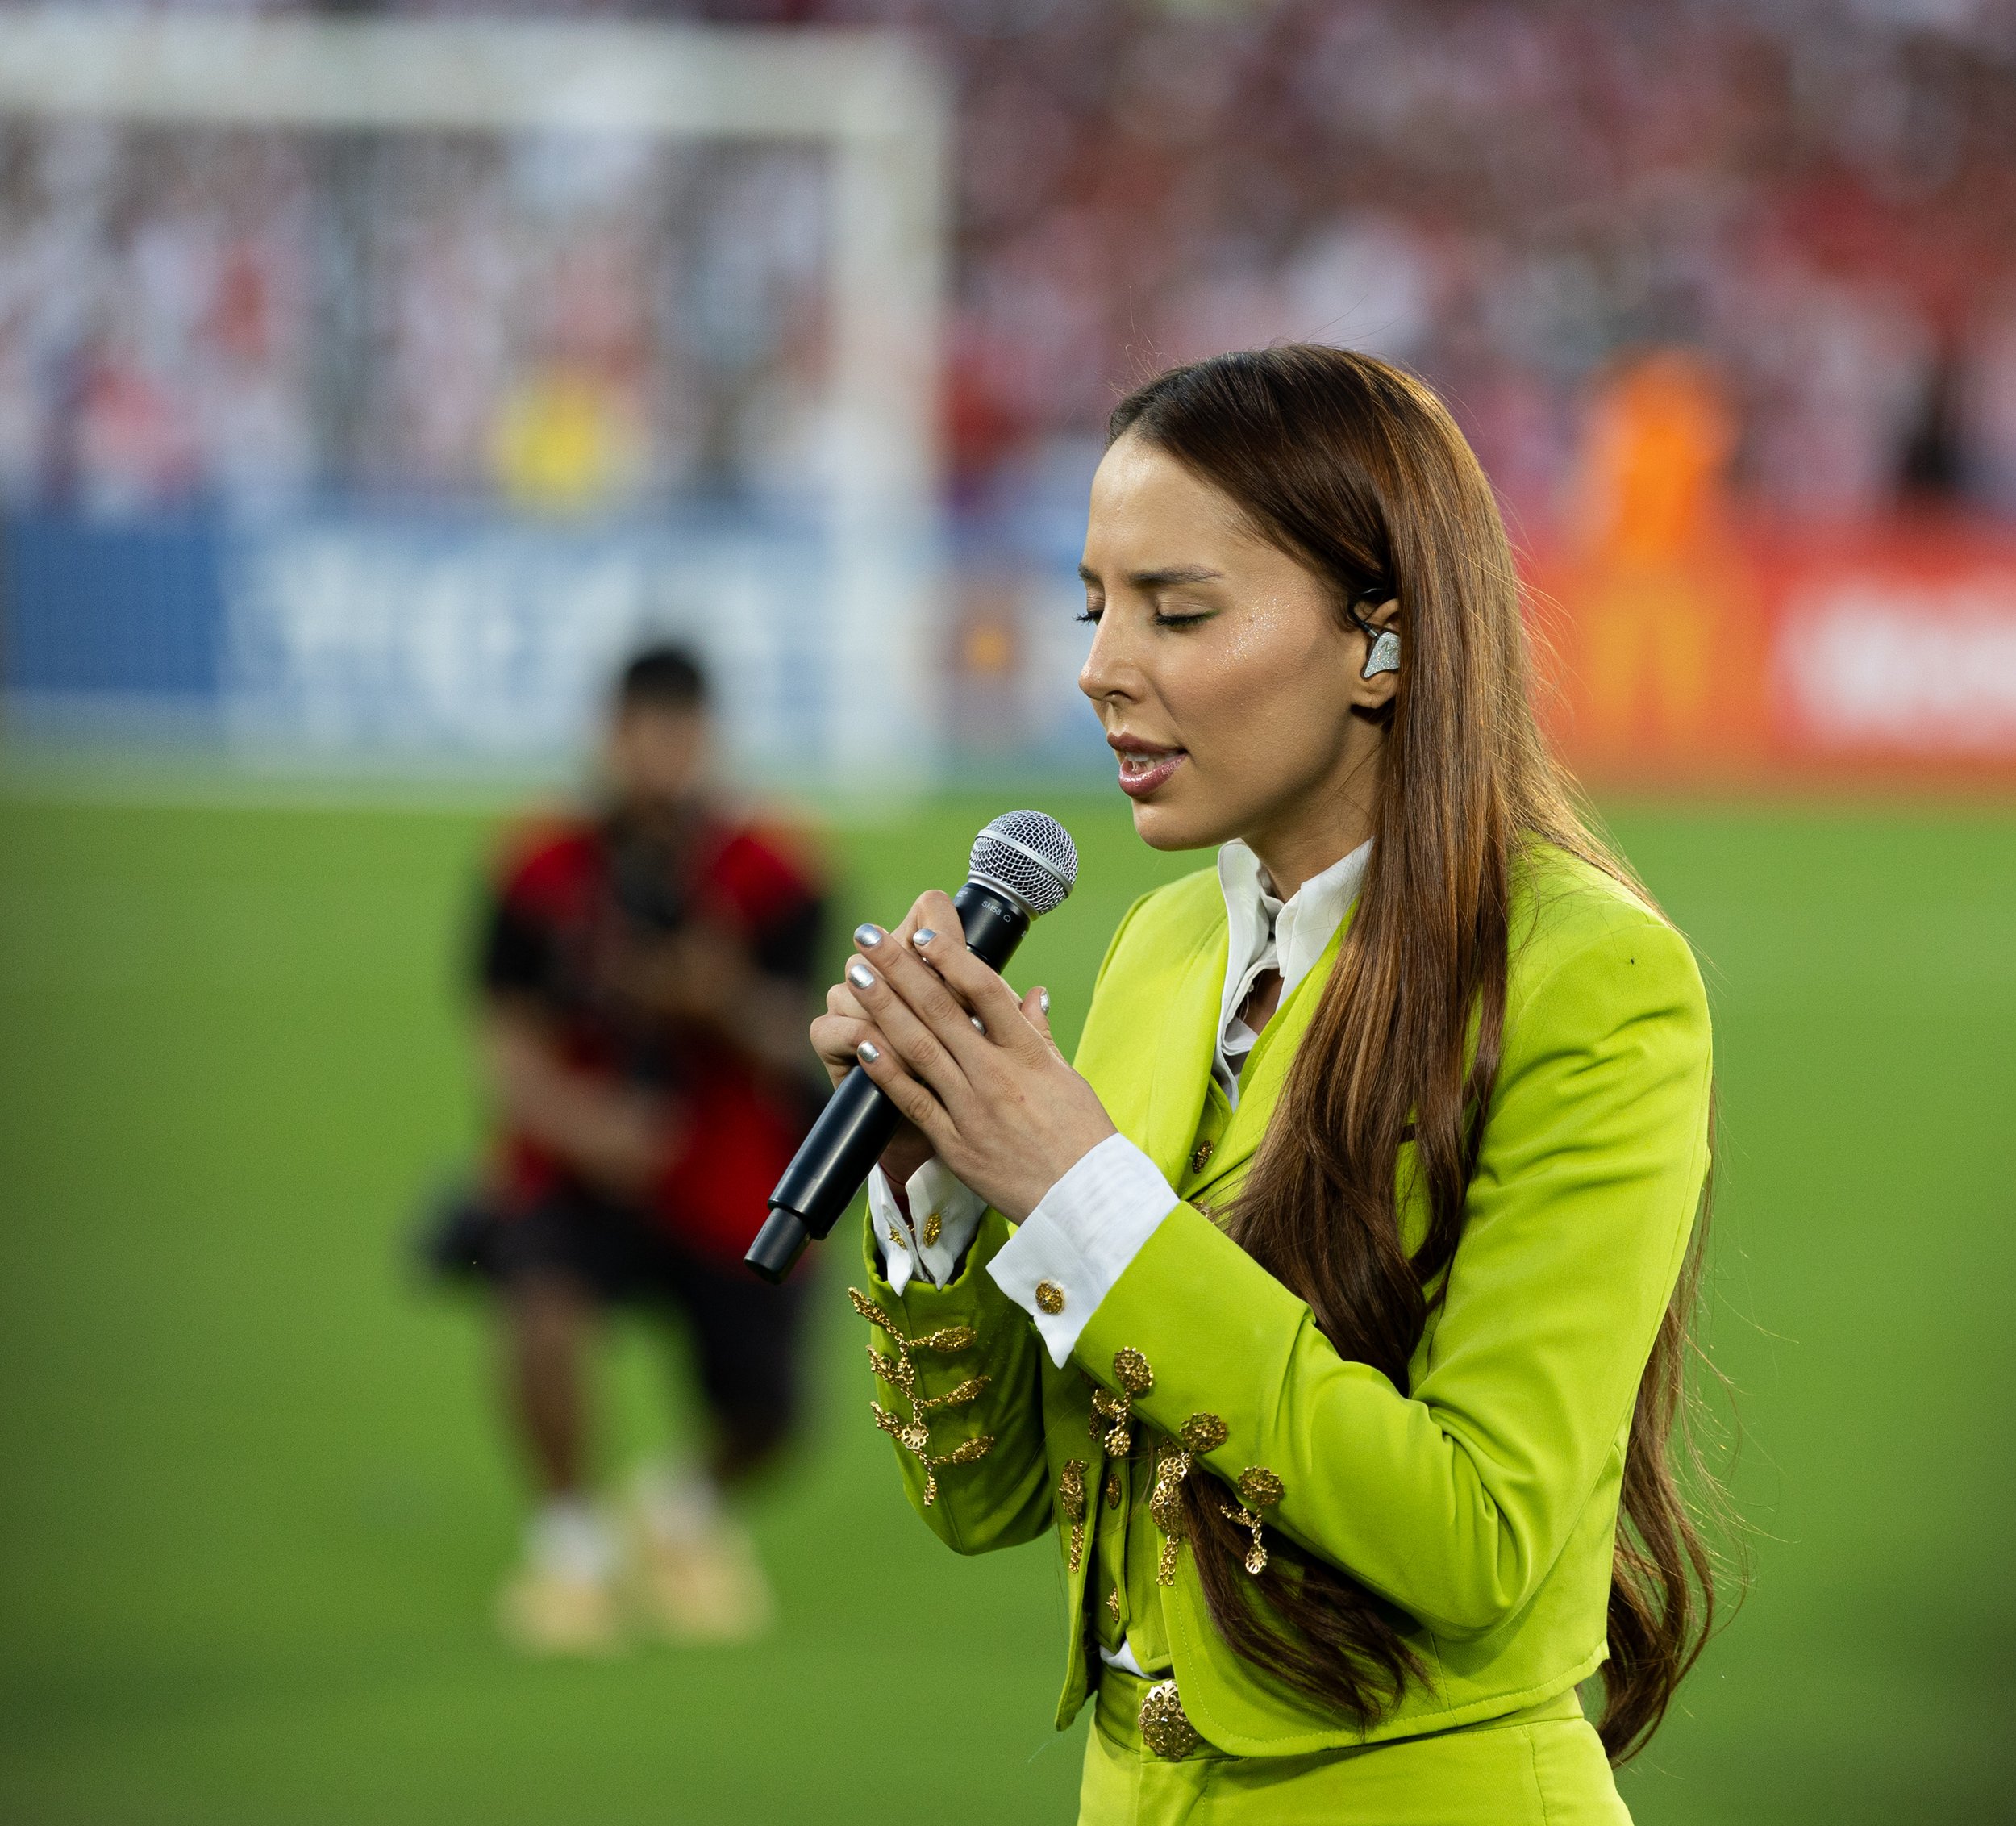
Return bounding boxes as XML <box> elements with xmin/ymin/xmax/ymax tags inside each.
<box><xmin>1346</xmin><ymin>592</ymin><xmax>1401</xmax><ymax>682</ymax></box>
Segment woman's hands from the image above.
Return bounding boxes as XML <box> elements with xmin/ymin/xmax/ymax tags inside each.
<box><xmin>811</xmin><ymin>896</ymin><xmax>941</xmax><ymax>1188</ymax></box>
<box><xmin>821</xmin><ymin>889</ymin><xmax>1118</xmax><ymax>1224</ymax></box>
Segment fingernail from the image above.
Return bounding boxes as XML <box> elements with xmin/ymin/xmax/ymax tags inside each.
<box><xmin>1039</xmin><ymin>988</ymin><xmax>1051</xmax><ymax>1015</ymax></box>
<box><xmin>846</xmin><ymin>960</ymin><xmax>875</xmax><ymax>991</ymax></box>
<box><xmin>854</xmin><ymin>923</ymin><xmax>884</xmax><ymax>948</ymax></box>
<box><xmin>856</xmin><ymin>1040</ymin><xmax>881</xmax><ymax>1063</ymax></box>
<box><xmin>914</xmin><ymin>928</ymin><xmax>936</xmax><ymax>948</ymax></box>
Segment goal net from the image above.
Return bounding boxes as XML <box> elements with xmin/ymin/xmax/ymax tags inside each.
<box><xmin>0</xmin><ymin>11</ymin><xmax>948</xmax><ymax>781</ymax></box>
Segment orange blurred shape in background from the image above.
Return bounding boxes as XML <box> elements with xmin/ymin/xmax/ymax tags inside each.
<box><xmin>1542</xmin><ymin>348</ymin><xmax>1766</xmax><ymax>781</ymax></box>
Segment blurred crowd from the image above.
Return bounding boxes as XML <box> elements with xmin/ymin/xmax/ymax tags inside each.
<box><xmin>922</xmin><ymin>0</ymin><xmax>2016</xmax><ymax>529</ymax></box>
<box><xmin>4</xmin><ymin>0</ymin><xmax>2016</xmax><ymax>532</ymax></box>
<box><xmin>0</xmin><ymin>125</ymin><xmax>830</xmax><ymax>515</ymax></box>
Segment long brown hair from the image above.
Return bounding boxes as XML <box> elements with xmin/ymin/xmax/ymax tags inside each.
<box><xmin>1109</xmin><ymin>346</ymin><xmax>1722</xmax><ymax>1764</ymax></box>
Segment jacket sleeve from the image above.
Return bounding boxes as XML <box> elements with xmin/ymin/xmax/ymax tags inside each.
<box><xmin>1073</xmin><ymin>912</ymin><xmax>1714</xmax><ymax>1639</ymax></box>
<box><xmin>850</xmin><ymin>1208</ymin><xmax>1053</xmax><ymax>1555</ymax></box>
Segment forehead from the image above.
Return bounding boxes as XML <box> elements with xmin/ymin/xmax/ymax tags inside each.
<box><xmin>1084</xmin><ymin>436</ymin><xmax>1254</xmax><ymax>558</ymax></box>
<box><xmin>613</xmin><ymin>699</ymin><xmax>704</xmax><ymax>734</ymax></box>
<box><xmin>1089</xmin><ymin>431</ymin><xmax>1306</xmax><ymax>588</ymax></box>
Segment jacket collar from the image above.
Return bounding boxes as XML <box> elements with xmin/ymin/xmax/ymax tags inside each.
<box><xmin>1135</xmin><ymin>899</ymin><xmax>1356</xmax><ymax>1195</ymax></box>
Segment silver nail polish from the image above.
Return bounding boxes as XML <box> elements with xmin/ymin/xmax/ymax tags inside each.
<box><xmin>969</xmin><ymin>1015</ymin><xmax>985</xmax><ymax>1032</ymax></box>
<box><xmin>914</xmin><ymin>928</ymin><xmax>936</xmax><ymax>947</ymax></box>
<box><xmin>847</xmin><ymin>960</ymin><xmax>874</xmax><ymax>990</ymax></box>
<box><xmin>1039</xmin><ymin>988</ymin><xmax>1051</xmax><ymax>1015</ymax></box>
<box><xmin>856</xmin><ymin>1040</ymin><xmax>881</xmax><ymax>1063</ymax></box>
<box><xmin>854</xmin><ymin>923</ymin><xmax>883</xmax><ymax>947</ymax></box>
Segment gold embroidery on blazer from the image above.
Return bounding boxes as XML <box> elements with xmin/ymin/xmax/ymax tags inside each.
<box><xmin>865</xmin><ymin>1344</ymin><xmax>989</xmax><ymax>1413</ymax></box>
<box><xmin>1093</xmin><ymin>1348</ymin><xmax>1155</xmax><ymax>1456</ymax></box>
<box><xmin>846</xmin><ymin>1286</ymin><xmax>977</xmax><ymax>1353</ymax></box>
<box><xmin>1058</xmin><ymin>1459</ymin><xmax>1089</xmax><ymax>1572</ymax></box>
<box><xmin>1223</xmin><ymin>1466</ymin><xmax>1286</xmax><ymax>1574</ymax></box>
<box><xmin>852</xmin><ymin>1288</ymin><xmax>991</xmax><ymax>1503</ymax></box>
<box><xmin>869</xmin><ymin>1402</ymin><xmax>994</xmax><ymax>1506</ymax></box>
<box><xmin>1150</xmin><ymin>1441</ymin><xmax>1193</xmax><ymax>1586</ymax></box>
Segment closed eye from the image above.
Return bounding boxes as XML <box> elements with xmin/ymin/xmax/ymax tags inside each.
<box><xmin>1076</xmin><ymin>607</ymin><xmax>1210</xmax><ymax>629</ymax></box>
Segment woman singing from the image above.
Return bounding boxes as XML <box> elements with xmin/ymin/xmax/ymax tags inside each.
<box><xmin>815</xmin><ymin>347</ymin><xmax>1718</xmax><ymax>1824</ymax></box>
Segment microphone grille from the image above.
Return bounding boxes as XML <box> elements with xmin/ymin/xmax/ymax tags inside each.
<box><xmin>969</xmin><ymin>810</ymin><xmax>1078</xmax><ymax>918</ymax></box>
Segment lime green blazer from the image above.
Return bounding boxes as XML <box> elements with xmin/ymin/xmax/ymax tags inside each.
<box><xmin>852</xmin><ymin>842</ymin><xmax>1713</xmax><ymax>1756</ymax></box>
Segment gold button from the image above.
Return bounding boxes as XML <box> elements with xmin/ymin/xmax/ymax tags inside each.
<box><xmin>921</xmin><ymin>1210</ymin><xmax>942</xmax><ymax>1247</ymax></box>
<box><xmin>1235</xmin><ymin>1465</ymin><xmax>1285</xmax><ymax>1508</ymax></box>
<box><xmin>1112</xmin><ymin>1346</ymin><xmax>1154</xmax><ymax>1395</ymax></box>
<box><xmin>1104</xmin><ymin>1471</ymin><xmax>1123</xmax><ymax>1510</ymax></box>
<box><xmin>1179</xmin><ymin>1412</ymin><xmax>1228</xmax><ymax>1453</ymax></box>
<box><xmin>1035</xmin><ymin>1280</ymin><xmax>1066</xmax><ymax>1315</ymax></box>
<box><xmin>1190</xmin><ymin>1139</ymin><xmax>1214</xmax><ymax>1174</ymax></box>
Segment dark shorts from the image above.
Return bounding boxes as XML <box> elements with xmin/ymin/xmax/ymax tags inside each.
<box><xmin>427</xmin><ymin>1190</ymin><xmax>809</xmax><ymax>1445</ymax></box>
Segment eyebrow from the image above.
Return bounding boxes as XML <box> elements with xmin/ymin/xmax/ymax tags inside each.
<box><xmin>1077</xmin><ymin>564</ymin><xmax>1225</xmax><ymax>590</ymax></box>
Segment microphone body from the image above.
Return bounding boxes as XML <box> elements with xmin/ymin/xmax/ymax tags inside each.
<box><xmin>744</xmin><ymin>882</ymin><xmax>1030</xmax><ymax>1283</ymax></box>
<box><xmin>745</xmin><ymin>809</ymin><xmax>1078</xmax><ymax>1284</ymax></box>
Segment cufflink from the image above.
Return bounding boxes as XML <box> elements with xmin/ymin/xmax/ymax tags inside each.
<box><xmin>1035</xmin><ymin>1279</ymin><xmax>1065</xmax><ymax>1314</ymax></box>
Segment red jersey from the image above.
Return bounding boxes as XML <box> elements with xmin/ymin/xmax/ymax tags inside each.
<box><xmin>479</xmin><ymin>806</ymin><xmax>827</xmax><ymax>1264</ymax></box>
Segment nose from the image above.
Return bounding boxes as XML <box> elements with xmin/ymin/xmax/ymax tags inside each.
<box><xmin>1078</xmin><ymin>615</ymin><xmax>1141</xmax><ymax>709</ymax></box>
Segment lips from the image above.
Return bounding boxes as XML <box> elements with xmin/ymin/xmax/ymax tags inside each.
<box><xmin>1112</xmin><ymin>741</ymin><xmax>1186</xmax><ymax>800</ymax></box>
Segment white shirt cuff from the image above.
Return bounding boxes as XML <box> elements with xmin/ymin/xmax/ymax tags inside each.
<box><xmin>986</xmin><ymin>1134</ymin><xmax>1181</xmax><ymax>1367</ymax></box>
<box><xmin>866</xmin><ymin>1157</ymin><xmax>987</xmax><ymax>1294</ymax></box>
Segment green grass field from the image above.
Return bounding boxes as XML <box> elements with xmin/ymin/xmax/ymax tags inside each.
<box><xmin>2</xmin><ymin>781</ymin><xmax>2012</xmax><ymax>1824</ymax></box>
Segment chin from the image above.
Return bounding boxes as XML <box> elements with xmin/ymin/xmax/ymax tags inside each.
<box><xmin>1129</xmin><ymin>795</ymin><xmax>1224</xmax><ymax>855</ymax></box>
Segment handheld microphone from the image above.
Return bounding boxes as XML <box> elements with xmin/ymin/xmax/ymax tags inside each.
<box><xmin>744</xmin><ymin>810</ymin><xmax>1078</xmax><ymax>1283</ymax></box>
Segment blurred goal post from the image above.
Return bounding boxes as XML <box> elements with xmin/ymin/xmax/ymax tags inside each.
<box><xmin>0</xmin><ymin>9</ymin><xmax>951</xmax><ymax>779</ymax></box>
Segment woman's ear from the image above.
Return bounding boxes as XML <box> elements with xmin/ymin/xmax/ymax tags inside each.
<box><xmin>1352</xmin><ymin>598</ymin><xmax>1402</xmax><ymax>706</ymax></box>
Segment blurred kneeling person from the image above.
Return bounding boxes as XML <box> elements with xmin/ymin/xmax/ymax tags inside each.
<box><xmin>439</xmin><ymin>644</ymin><xmax>825</xmax><ymax>1655</ymax></box>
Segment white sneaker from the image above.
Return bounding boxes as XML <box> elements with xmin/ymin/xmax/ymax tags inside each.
<box><xmin>497</xmin><ymin>1496</ymin><xmax>624</xmax><ymax>1656</ymax></box>
<box><xmin>624</xmin><ymin>1499</ymin><xmax>776</xmax><ymax>1645</ymax></box>
<box><xmin>496</xmin><ymin>1561</ymin><xmax>623</xmax><ymax>1657</ymax></box>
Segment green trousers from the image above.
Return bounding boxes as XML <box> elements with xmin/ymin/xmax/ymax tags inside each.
<box><xmin>1080</xmin><ymin>1671</ymin><xmax>1631</xmax><ymax>1826</ymax></box>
